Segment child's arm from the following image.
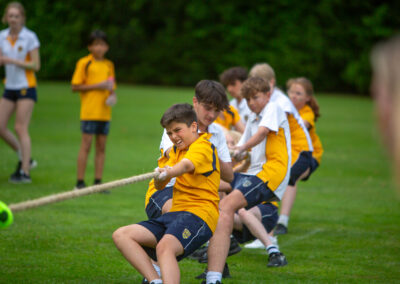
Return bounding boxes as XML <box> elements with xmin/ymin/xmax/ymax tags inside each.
<box><xmin>233</xmin><ymin>126</ymin><xmax>270</xmax><ymax>159</ymax></box>
<box><xmin>71</xmin><ymin>79</ymin><xmax>114</xmax><ymax>92</ymax></box>
<box><xmin>0</xmin><ymin>48</ymin><xmax>40</xmax><ymax>71</ymax></box>
<box><xmin>154</xmin><ymin>158</ymin><xmax>194</xmax><ymax>190</ymax></box>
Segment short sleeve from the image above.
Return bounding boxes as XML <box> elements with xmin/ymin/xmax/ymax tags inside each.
<box><xmin>27</xmin><ymin>31</ymin><xmax>40</xmax><ymax>51</ymax></box>
<box><xmin>185</xmin><ymin>140</ymin><xmax>216</xmax><ymax>175</ymax></box>
<box><xmin>71</xmin><ymin>59</ymin><xmax>86</xmax><ymax>85</ymax></box>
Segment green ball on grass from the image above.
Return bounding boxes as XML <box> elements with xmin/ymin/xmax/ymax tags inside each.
<box><xmin>0</xmin><ymin>201</ymin><xmax>13</xmax><ymax>229</ymax></box>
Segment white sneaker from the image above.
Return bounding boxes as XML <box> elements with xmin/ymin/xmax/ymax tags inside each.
<box><xmin>244</xmin><ymin>239</ymin><xmax>265</xmax><ymax>249</ymax></box>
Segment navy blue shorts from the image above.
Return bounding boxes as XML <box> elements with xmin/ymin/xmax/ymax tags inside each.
<box><xmin>232</xmin><ymin>203</ymin><xmax>279</xmax><ymax>244</ymax></box>
<box><xmin>145</xmin><ymin>186</ymin><xmax>173</xmax><ymax>219</ymax></box>
<box><xmin>139</xmin><ymin>211</ymin><xmax>212</xmax><ymax>261</ymax></box>
<box><xmin>80</xmin><ymin>120</ymin><xmax>110</xmax><ymax>135</ymax></box>
<box><xmin>231</xmin><ymin>173</ymin><xmax>277</xmax><ymax>209</ymax></box>
<box><xmin>289</xmin><ymin>151</ymin><xmax>312</xmax><ymax>186</ymax></box>
<box><xmin>3</xmin><ymin>88</ymin><xmax>37</xmax><ymax>102</ymax></box>
<box><xmin>302</xmin><ymin>157</ymin><xmax>319</xmax><ymax>181</ymax></box>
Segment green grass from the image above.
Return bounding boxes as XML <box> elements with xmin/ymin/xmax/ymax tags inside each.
<box><xmin>1</xmin><ymin>82</ymin><xmax>399</xmax><ymax>283</ymax></box>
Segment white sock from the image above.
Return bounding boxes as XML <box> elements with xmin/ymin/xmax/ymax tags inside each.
<box><xmin>152</xmin><ymin>263</ymin><xmax>161</xmax><ymax>277</ymax></box>
<box><xmin>266</xmin><ymin>245</ymin><xmax>280</xmax><ymax>255</ymax></box>
<box><xmin>277</xmin><ymin>215</ymin><xmax>289</xmax><ymax>227</ymax></box>
<box><xmin>150</xmin><ymin>279</ymin><xmax>162</xmax><ymax>284</ymax></box>
<box><xmin>206</xmin><ymin>271</ymin><xmax>222</xmax><ymax>284</ymax></box>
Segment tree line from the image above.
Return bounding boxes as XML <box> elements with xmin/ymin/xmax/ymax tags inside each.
<box><xmin>8</xmin><ymin>0</ymin><xmax>400</xmax><ymax>94</ymax></box>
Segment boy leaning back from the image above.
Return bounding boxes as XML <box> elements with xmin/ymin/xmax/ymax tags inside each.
<box><xmin>205</xmin><ymin>77</ymin><xmax>291</xmax><ymax>284</ymax></box>
<box><xmin>113</xmin><ymin>104</ymin><xmax>220</xmax><ymax>284</ymax></box>
<box><xmin>71</xmin><ymin>30</ymin><xmax>117</xmax><ymax>189</ymax></box>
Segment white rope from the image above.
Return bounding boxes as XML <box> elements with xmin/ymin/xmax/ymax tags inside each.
<box><xmin>9</xmin><ymin>171</ymin><xmax>159</xmax><ymax>213</ymax></box>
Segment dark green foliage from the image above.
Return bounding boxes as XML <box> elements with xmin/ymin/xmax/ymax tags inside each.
<box><xmin>6</xmin><ymin>0</ymin><xmax>400</xmax><ymax>93</ymax></box>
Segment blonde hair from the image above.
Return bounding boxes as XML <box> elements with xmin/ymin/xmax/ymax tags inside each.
<box><xmin>371</xmin><ymin>35</ymin><xmax>400</xmax><ymax>193</ymax></box>
<box><xmin>287</xmin><ymin>77</ymin><xmax>320</xmax><ymax>121</ymax></box>
<box><xmin>249</xmin><ymin>63</ymin><xmax>275</xmax><ymax>83</ymax></box>
<box><xmin>2</xmin><ymin>2</ymin><xmax>25</xmax><ymax>25</ymax></box>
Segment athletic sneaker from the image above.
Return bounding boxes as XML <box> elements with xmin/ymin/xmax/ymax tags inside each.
<box><xmin>274</xmin><ymin>223</ymin><xmax>288</xmax><ymax>235</ymax></box>
<box><xmin>195</xmin><ymin>263</ymin><xmax>231</xmax><ymax>279</ymax></box>
<box><xmin>245</xmin><ymin>236</ymin><xmax>279</xmax><ymax>249</ymax></box>
<box><xmin>74</xmin><ymin>181</ymin><xmax>86</xmax><ymax>190</ymax></box>
<box><xmin>10</xmin><ymin>159</ymin><xmax>37</xmax><ymax>179</ymax></box>
<box><xmin>141</xmin><ymin>278</ymin><xmax>149</xmax><ymax>284</ymax></box>
<box><xmin>267</xmin><ymin>252</ymin><xmax>288</xmax><ymax>267</ymax></box>
<box><xmin>188</xmin><ymin>245</ymin><xmax>209</xmax><ymax>261</ymax></box>
<box><xmin>244</xmin><ymin>239</ymin><xmax>265</xmax><ymax>249</ymax></box>
<box><xmin>200</xmin><ymin>281</ymin><xmax>222</xmax><ymax>284</ymax></box>
<box><xmin>94</xmin><ymin>179</ymin><xmax>110</xmax><ymax>194</ymax></box>
<box><xmin>9</xmin><ymin>170</ymin><xmax>31</xmax><ymax>184</ymax></box>
<box><xmin>198</xmin><ymin>236</ymin><xmax>242</xmax><ymax>263</ymax></box>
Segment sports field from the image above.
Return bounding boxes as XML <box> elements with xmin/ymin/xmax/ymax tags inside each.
<box><xmin>1</xmin><ymin>82</ymin><xmax>399</xmax><ymax>283</ymax></box>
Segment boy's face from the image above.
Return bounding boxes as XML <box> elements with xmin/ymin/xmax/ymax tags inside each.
<box><xmin>288</xmin><ymin>83</ymin><xmax>309</xmax><ymax>110</ymax></box>
<box><xmin>192</xmin><ymin>97</ymin><xmax>220</xmax><ymax>128</ymax></box>
<box><xmin>88</xmin><ymin>39</ymin><xmax>109</xmax><ymax>59</ymax></box>
<box><xmin>227</xmin><ymin>80</ymin><xmax>243</xmax><ymax>99</ymax></box>
<box><xmin>246</xmin><ymin>91</ymin><xmax>270</xmax><ymax>115</ymax></box>
<box><xmin>165</xmin><ymin>121</ymin><xmax>198</xmax><ymax>150</ymax></box>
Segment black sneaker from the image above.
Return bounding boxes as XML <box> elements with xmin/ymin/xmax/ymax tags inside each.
<box><xmin>188</xmin><ymin>245</ymin><xmax>209</xmax><ymax>261</ymax></box>
<box><xmin>9</xmin><ymin>170</ymin><xmax>31</xmax><ymax>184</ymax></box>
<box><xmin>274</xmin><ymin>223</ymin><xmax>288</xmax><ymax>235</ymax></box>
<box><xmin>141</xmin><ymin>278</ymin><xmax>149</xmax><ymax>284</ymax></box>
<box><xmin>198</xmin><ymin>236</ymin><xmax>241</xmax><ymax>263</ymax></box>
<box><xmin>94</xmin><ymin>180</ymin><xmax>110</xmax><ymax>194</ymax></box>
<box><xmin>74</xmin><ymin>181</ymin><xmax>86</xmax><ymax>190</ymax></box>
<box><xmin>267</xmin><ymin>252</ymin><xmax>288</xmax><ymax>267</ymax></box>
<box><xmin>195</xmin><ymin>263</ymin><xmax>231</xmax><ymax>279</ymax></box>
<box><xmin>200</xmin><ymin>281</ymin><xmax>222</xmax><ymax>284</ymax></box>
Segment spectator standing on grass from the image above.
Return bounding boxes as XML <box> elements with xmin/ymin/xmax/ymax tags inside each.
<box><xmin>371</xmin><ymin>35</ymin><xmax>400</xmax><ymax>194</ymax></box>
<box><xmin>71</xmin><ymin>30</ymin><xmax>117</xmax><ymax>190</ymax></box>
<box><xmin>0</xmin><ymin>1</ymin><xmax>40</xmax><ymax>184</ymax></box>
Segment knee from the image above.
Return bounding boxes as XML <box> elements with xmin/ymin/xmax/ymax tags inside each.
<box><xmin>112</xmin><ymin>227</ymin><xmax>127</xmax><ymax>245</ymax></box>
<box><xmin>156</xmin><ymin>241</ymin><xmax>172</xmax><ymax>259</ymax></box>
<box><xmin>14</xmin><ymin>123</ymin><xmax>27</xmax><ymax>136</ymax></box>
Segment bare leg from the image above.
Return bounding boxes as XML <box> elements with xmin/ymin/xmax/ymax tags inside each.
<box><xmin>207</xmin><ymin>190</ymin><xmax>247</xmax><ymax>273</ymax></box>
<box><xmin>95</xmin><ymin>134</ymin><xmax>107</xmax><ymax>180</ymax></box>
<box><xmin>14</xmin><ymin>99</ymin><xmax>35</xmax><ymax>174</ymax></box>
<box><xmin>280</xmin><ymin>168</ymin><xmax>309</xmax><ymax>217</ymax></box>
<box><xmin>113</xmin><ymin>224</ymin><xmax>160</xmax><ymax>281</ymax></box>
<box><xmin>238</xmin><ymin>207</ymin><xmax>273</xmax><ymax>247</ymax></box>
<box><xmin>77</xmin><ymin>133</ymin><xmax>93</xmax><ymax>181</ymax></box>
<box><xmin>157</xmin><ymin>234</ymin><xmax>184</xmax><ymax>284</ymax></box>
<box><xmin>0</xmin><ymin>98</ymin><xmax>19</xmax><ymax>152</ymax></box>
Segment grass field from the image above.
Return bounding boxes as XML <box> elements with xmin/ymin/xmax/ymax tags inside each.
<box><xmin>1</xmin><ymin>82</ymin><xmax>399</xmax><ymax>283</ymax></box>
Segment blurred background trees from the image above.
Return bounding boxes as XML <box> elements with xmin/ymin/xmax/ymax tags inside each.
<box><xmin>12</xmin><ymin>0</ymin><xmax>400</xmax><ymax>94</ymax></box>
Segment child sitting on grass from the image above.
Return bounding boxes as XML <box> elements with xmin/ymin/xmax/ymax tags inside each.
<box><xmin>113</xmin><ymin>103</ymin><xmax>220</xmax><ymax>284</ymax></box>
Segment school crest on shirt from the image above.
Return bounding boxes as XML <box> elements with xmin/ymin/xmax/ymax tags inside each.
<box><xmin>243</xmin><ymin>179</ymin><xmax>252</xmax><ymax>187</ymax></box>
<box><xmin>182</xmin><ymin>228</ymin><xmax>191</xmax><ymax>239</ymax></box>
<box><xmin>18</xmin><ymin>46</ymin><xmax>23</xmax><ymax>52</ymax></box>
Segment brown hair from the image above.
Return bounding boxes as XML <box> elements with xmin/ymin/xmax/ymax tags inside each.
<box><xmin>287</xmin><ymin>77</ymin><xmax>320</xmax><ymax>121</ymax></box>
<box><xmin>160</xmin><ymin>103</ymin><xmax>197</xmax><ymax>128</ymax></box>
<box><xmin>219</xmin><ymin>67</ymin><xmax>248</xmax><ymax>87</ymax></box>
<box><xmin>249</xmin><ymin>63</ymin><xmax>275</xmax><ymax>83</ymax></box>
<box><xmin>2</xmin><ymin>2</ymin><xmax>25</xmax><ymax>25</ymax></box>
<box><xmin>240</xmin><ymin>77</ymin><xmax>270</xmax><ymax>99</ymax></box>
<box><xmin>194</xmin><ymin>80</ymin><xmax>229</xmax><ymax>112</ymax></box>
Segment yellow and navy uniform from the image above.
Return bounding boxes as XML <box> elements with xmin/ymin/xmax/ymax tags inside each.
<box><xmin>215</xmin><ymin>105</ymin><xmax>241</xmax><ymax>130</ymax></box>
<box><xmin>270</xmin><ymin>88</ymin><xmax>313</xmax><ymax>166</ymax></box>
<box><xmin>165</xmin><ymin>133</ymin><xmax>220</xmax><ymax>232</ymax></box>
<box><xmin>71</xmin><ymin>54</ymin><xmax>116</xmax><ymax>121</ymax></box>
<box><xmin>299</xmin><ymin>105</ymin><xmax>323</xmax><ymax>164</ymax></box>
<box><xmin>239</xmin><ymin>101</ymin><xmax>291</xmax><ymax>200</ymax></box>
<box><xmin>0</xmin><ymin>27</ymin><xmax>40</xmax><ymax>90</ymax></box>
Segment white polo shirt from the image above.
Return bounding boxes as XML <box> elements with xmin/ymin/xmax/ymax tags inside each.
<box><xmin>238</xmin><ymin>101</ymin><xmax>291</xmax><ymax>199</ymax></box>
<box><xmin>0</xmin><ymin>27</ymin><xmax>40</xmax><ymax>90</ymax></box>
<box><xmin>230</xmin><ymin>98</ymin><xmax>251</xmax><ymax>123</ymax></box>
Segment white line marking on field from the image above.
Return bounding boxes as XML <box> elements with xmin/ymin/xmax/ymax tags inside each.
<box><xmin>279</xmin><ymin>228</ymin><xmax>323</xmax><ymax>248</ymax></box>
